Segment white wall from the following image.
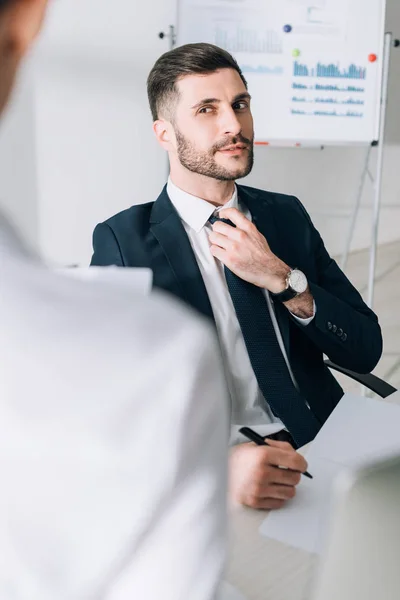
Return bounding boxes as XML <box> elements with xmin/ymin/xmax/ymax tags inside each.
<box><xmin>246</xmin><ymin>144</ymin><xmax>400</xmax><ymax>259</ymax></box>
<box><xmin>0</xmin><ymin>0</ymin><xmax>399</xmax><ymax>267</ymax></box>
<box><xmin>33</xmin><ymin>0</ymin><xmax>176</xmax><ymax>265</ymax></box>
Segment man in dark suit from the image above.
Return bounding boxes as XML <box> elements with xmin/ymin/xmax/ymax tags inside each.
<box><xmin>91</xmin><ymin>42</ymin><xmax>382</xmax><ymax>510</ymax></box>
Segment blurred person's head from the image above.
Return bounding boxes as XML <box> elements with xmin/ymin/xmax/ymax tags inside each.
<box><xmin>147</xmin><ymin>43</ymin><xmax>254</xmax><ymax>185</ymax></box>
<box><xmin>0</xmin><ymin>0</ymin><xmax>48</xmax><ymax>116</ymax></box>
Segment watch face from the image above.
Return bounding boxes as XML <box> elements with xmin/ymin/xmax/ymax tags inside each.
<box><xmin>289</xmin><ymin>269</ymin><xmax>308</xmax><ymax>294</ymax></box>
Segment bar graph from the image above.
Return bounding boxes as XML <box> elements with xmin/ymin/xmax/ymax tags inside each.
<box><xmin>294</xmin><ymin>61</ymin><xmax>367</xmax><ymax>80</ymax></box>
<box><xmin>215</xmin><ymin>26</ymin><xmax>282</xmax><ymax>54</ymax></box>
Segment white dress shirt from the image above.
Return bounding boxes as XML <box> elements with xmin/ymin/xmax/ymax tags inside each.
<box><xmin>167</xmin><ymin>179</ymin><xmax>315</xmax><ymax>445</ymax></box>
<box><xmin>0</xmin><ymin>213</ymin><xmax>228</xmax><ymax>600</ymax></box>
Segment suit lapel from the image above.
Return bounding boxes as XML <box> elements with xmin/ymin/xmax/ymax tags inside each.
<box><xmin>149</xmin><ymin>187</ymin><xmax>214</xmax><ymax>321</ymax></box>
<box><xmin>238</xmin><ymin>185</ymin><xmax>291</xmax><ymax>356</ymax></box>
<box><xmin>148</xmin><ymin>185</ymin><xmax>291</xmax><ymax>351</ymax></box>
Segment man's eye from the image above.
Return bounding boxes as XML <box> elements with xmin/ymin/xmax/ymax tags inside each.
<box><xmin>198</xmin><ymin>106</ymin><xmax>214</xmax><ymax>114</ymax></box>
<box><xmin>233</xmin><ymin>101</ymin><xmax>248</xmax><ymax>110</ymax></box>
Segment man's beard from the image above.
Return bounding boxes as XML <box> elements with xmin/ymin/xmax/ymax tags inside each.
<box><xmin>175</xmin><ymin>129</ymin><xmax>254</xmax><ymax>181</ymax></box>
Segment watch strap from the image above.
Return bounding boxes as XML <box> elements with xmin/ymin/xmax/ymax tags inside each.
<box><xmin>270</xmin><ymin>286</ymin><xmax>298</xmax><ymax>302</ymax></box>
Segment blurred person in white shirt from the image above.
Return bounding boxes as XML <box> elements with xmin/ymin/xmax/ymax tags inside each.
<box><xmin>0</xmin><ymin>1</ymin><xmax>229</xmax><ymax>599</ymax></box>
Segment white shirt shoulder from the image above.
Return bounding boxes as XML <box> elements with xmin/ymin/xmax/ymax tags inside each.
<box><xmin>0</xmin><ymin>218</ymin><xmax>229</xmax><ymax>600</ymax></box>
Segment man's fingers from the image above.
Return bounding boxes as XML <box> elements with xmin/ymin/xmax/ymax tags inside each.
<box><xmin>269</xmin><ymin>466</ymin><xmax>302</xmax><ymax>486</ymax></box>
<box><xmin>270</xmin><ymin>449</ymin><xmax>308</xmax><ymax>474</ymax></box>
<box><xmin>246</xmin><ymin>496</ymin><xmax>286</xmax><ymax>511</ymax></box>
<box><xmin>211</xmin><ymin>220</ymin><xmax>247</xmax><ymax>241</ymax></box>
<box><xmin>218</xmin><ymin>207</ymin><xmax>253</xmax><ymax>231</ymax></box>
<box><xmin>208</xmin><ymin>230</ymin><xmax>234</xmax><ymax>250</ymax></box>
<box><xmin>252</xmin><ymin>464</ymin><xmax>301</xmax><ymax>491</ymax></box>
<box><xmin>251</xmin><ymin>481</ymin><xmax>297</xmax><ymax>501</ymax></box>
<box><xmin>259</xmin><ymin>442</ymin><xmax>309</xmax><ymax>474</ymax></box>
<box><xmin>210</xmin><ymin>244</ymin><xmax>227</xmax><ymax>263</ymax></box>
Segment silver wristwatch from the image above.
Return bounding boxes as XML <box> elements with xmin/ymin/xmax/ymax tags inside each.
<box><xmin>271</xmin><ymin>268</ymin><xmax>308</xmax><ymax>302</ymax></box>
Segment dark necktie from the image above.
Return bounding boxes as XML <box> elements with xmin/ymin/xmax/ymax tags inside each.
<box><xmin>209</xmin><ymin>214</ymin><xmax>321</xmax><ymax>447</ymax></box>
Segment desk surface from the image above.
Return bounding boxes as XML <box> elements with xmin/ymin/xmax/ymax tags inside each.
<box><xmin>225</xmin><ymin>391</ymin><xmax>400</xmax><ymax>600</ymax></box>
<box><xmin>226</xmin><ymin>502</ymin><xmax>317</xmax><ymax>600</ymax></box>
<box><xmin>226</xmin><ymin>443</ymin><xmax>317</xmax><ymax>600</ymax></box>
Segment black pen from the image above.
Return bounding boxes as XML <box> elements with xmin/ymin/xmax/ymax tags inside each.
<box><xmin>239</xmin><ymin>427</ymin><xmax>313</xmax><ymax>479</ymax></box>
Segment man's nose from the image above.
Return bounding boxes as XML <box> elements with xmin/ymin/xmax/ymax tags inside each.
<box><xmin>219</xmin><ymin>106</ymin><xmax>242</xmax><ymax>137</ymax></box>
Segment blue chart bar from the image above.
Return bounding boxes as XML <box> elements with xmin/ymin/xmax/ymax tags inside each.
<box><xmin>241</xmin><ymin>65</ymin><xmax>283</xmax><ymax>75</ymax></box>
<box><xmin>294</xmin><ymin>62</ymin><xmax>312</xmax><ymax>76</ymax></box>
<box><xmin>294</xmin><ymin>61</ymin><xmax>367</xmax><ymax>80</ymax></box>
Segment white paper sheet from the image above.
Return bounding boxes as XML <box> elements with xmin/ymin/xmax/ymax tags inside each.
<box><xmin>259</xmin><ymin>456</ymin><xmax>343</xmax><ymax>554</ymax></box>
<box><xmin>217</xmin><ymin>581</ymin><xmax>247</xmax><ymax>600</ymax></box>
<box><xmin>260</xmin><ymin>392</ymin><xmax>400</xmax><ymax>554</ymax></box>
<box><xmin>310</xmin><ymin>392</ymin><xmax>400</xmax><ymax>464</ymax></box>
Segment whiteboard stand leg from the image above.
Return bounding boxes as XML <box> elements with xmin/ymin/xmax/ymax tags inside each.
<box><xmin>341</xmin><ymin>145</ymin><xmax>372</xmax><ymax>272</ymax></box>
<box><xmin>367</xmin><ymin>32</ymin><xmax>392</xmax><ymax>308</ymax></box>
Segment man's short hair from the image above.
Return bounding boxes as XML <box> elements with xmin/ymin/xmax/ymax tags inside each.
<box><xmin>0</xmin><ymin>0</ymin><xmax>13</xmax><ymax>9</ymax></box>
<box><xmin>147</xmin><ymin>42</ymin><xmax>247</xmax><ymax>122</ymax></box>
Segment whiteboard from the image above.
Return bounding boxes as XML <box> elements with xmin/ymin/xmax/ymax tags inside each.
<box><xmin>176</xmin><ymin>0</ymin><xmax>387</xmax><ymax>145</ymax></box>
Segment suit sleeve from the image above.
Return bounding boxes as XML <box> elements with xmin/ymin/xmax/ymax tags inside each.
<box><xmin>290</xmin><ymin>198</ymin><xmax>383</xmax><ymax>374</ymax></box>
<box><xmin>91</xmin><ymin>222</ymin><xmax>124</xmax><ymax>267</ymax></box>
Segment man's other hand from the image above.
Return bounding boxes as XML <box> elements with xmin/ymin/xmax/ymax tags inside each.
<box><xmin>229</xmin><ymin>438</ymin><xmax>308</xmax><ymax>510</ymax></box>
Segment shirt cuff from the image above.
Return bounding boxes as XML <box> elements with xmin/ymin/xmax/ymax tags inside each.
<box><xmin>290</xmin><ymin>301</ymin><xmax>316</xmax><ymax>326</ymax></box>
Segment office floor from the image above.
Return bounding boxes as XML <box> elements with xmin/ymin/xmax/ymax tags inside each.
<box><xmin>333</xmin><ymin>240</ymin><xmax>400</xmax><ymax>395</ymax></box>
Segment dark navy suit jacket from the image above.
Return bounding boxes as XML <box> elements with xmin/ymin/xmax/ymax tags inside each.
<box><xmin>91</xmin><ymin>184</ymin><xmax>383</xmax><ymax>429</ymax></box>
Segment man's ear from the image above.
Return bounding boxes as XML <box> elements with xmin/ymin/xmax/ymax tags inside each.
<box><xmin>153</xmin><ymin>119</ymin><xmax>173</xmax><ymax>150</ymax></box>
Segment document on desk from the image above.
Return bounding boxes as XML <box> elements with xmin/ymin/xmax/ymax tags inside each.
<box><xmin>311</xmin><ymin>391</ymin><xmax>400</xmax><ymax>463</ymax></box>
<box><xmin>260</xmin><ymin>392</ymin><xmax>400</xmax><ymax>554</ymax></box>
<box><xmin>217</xmin><ymin>581</ymin><xmax>247</xmax><ymax>600</ymax></box>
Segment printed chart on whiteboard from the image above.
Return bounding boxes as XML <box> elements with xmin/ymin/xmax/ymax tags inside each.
<box><xmin>176</xmin><ymin>0</ymin><xmax>386</xmax><ymax>144</ymax></box>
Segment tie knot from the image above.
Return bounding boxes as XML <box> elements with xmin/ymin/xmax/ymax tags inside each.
<box><xmin>209</xmin><ymin>214</ymin><xmax>236</xmax><ymax>227</ymax></box>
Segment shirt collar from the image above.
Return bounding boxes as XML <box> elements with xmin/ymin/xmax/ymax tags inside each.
<box><xmin>167</xmin><ymin>177</ymin><xmax>238</xmax><ymax>233</ymax></box>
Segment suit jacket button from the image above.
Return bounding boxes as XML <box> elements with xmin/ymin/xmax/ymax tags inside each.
<box><xmin>342</xmin><ymin>333</ymin><xmax>347</xmax><ymax>342</ymax></box>
<box><xmin>332</xmin><ymin>324</ymin><xmax>337</xmax><ymax>333</ymax></box>
<box><xmin>327</xmin><ymin>321</ymin><xmax>333</xmax><ymax>330</ymax></box>
<box><xmin>337</xmin><ymin>328</ymin><xmax>343</xmax><ymax>337</ymax></box>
